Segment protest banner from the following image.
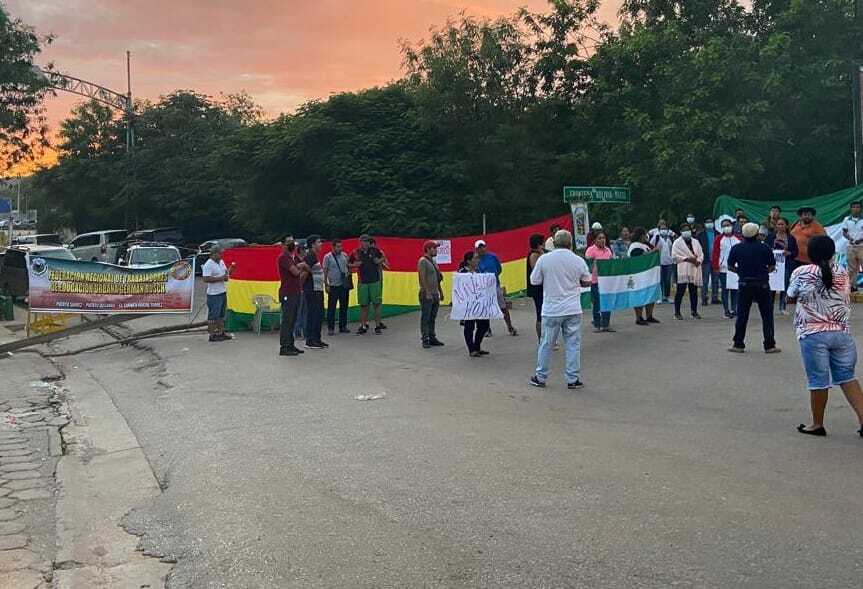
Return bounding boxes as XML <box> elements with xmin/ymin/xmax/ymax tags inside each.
<box><xmin>28</xmin><ymin>255</ymin><xmax>195</xmax><ymax>314</ymax></box>
<box><xmin>450</xmin><ymin>273</ymin><xmax>503</xmax><ymax>321</ymax></box>
<box><xmin>435</xmin><ymin>239</ymin><xmax>452</xmax><ymax>265</ymax></box>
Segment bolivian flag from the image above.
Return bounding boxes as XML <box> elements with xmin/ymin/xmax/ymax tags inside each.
<box><xmin>222</xmin><ymin>215</ymin><xmax>573</xmax><ymax>331</ymax></box>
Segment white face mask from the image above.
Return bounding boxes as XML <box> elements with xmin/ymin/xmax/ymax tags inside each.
<box><xmin>722</xmin><ymin>226</ymin><xmax>733</xmax><ymax>235</ymax></box>
<box><xmin>681</xmin><ymin>230</ymin><xmax>692</xmax><ymax>239</ymax></box>
<box><xmin>686</xmin><ymin>217</ymin><xmax>695</xmax><ymax>224</ymax></box>
<box><xmin>706</xmin><ymin>222</ymin><xmax>714</xmax><ymax>230</ymax></box>
<box><xmin>660</xmin><ymin>229</ymin><xmax>669</xmax><ymax>236</ymax></box>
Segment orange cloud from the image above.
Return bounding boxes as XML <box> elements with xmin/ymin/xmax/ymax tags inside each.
<box><xmin>5</xmin><ymin>0</ymin><xmax>622</xmax><ymax>175</ymax></box>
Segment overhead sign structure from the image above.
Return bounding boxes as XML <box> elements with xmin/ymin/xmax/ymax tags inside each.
<box><xmin>563</xmin><ymin>186</ymin><xmax>631</xmax><ymax>204</ymax></box>
<box><xmin>563</xmin><ymin>186</ymin><xmax>631</xmax><ymax>249</ymax></box>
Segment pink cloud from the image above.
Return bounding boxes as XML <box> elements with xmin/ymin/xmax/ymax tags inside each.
<box><xmin>6</xmin><ymin>0</ymin><xmax>622</xmax><ymax>131</ymax></box>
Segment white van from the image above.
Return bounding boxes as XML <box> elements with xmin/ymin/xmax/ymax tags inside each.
<box><xmin>68</xmin><ymin>230</ymin><xmax>127</xmax><ymax>263</ymax></box>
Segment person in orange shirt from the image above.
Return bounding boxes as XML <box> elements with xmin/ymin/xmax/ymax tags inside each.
<box><xmin>791</xmin><ymin>207</ymin><xmax>826</xmax><ymax>264</ymax></box>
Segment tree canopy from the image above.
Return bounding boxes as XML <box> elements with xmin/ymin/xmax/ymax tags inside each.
<box><xmin>23</xmin><ymin>0</ymin><xmax>863</xmax><ymax>242</ymax></box>
<box><xmin>0</xmin><ymin>3</ymin><xmax>52</xmax><ymax>174</ymax></box>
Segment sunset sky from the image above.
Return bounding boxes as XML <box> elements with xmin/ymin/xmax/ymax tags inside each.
<box><xmin>7</xmin><ymin>0</ymin><xmax>622</xmax><ymax>131</ymax></box>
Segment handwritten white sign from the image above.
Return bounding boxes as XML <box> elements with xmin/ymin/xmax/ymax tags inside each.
<box><xmin>450</xmin><ymin>273</ymin><xmax>504</xmax><ymax>321</ymax></box>
<box><xmin>435</xmin><ymin>240</ymin><xmax>452</xmax><ymax>265</ymax></box>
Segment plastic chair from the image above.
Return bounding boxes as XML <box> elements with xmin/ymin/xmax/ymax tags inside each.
<box><xmin>252</xmin><ymin>295</ymin><xmax>281</xmax><ymax>334</ymax></box>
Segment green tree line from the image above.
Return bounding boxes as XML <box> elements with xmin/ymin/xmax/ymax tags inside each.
<box><xmin>8</xmin><ymin>0</ymin><xmax>863</xmax><ymax>242</ymax></box>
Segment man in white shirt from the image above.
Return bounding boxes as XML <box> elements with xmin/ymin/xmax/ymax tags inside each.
<box><xmin>842</xmin><ymin>200</ymin><xmax>863</xmax><ymax>291</ymax></box>
<box><xmin>544</xmin><ymin>223</ymin><xmax>561</xmax><ymax>252</ymax></box>
<box><xmin>528</xmin><ymin>229</ymin><xmax>593</xmax><ymax>390</ymax></box>
<box><xmin>202</xmin><ymin>246</ymin><xmax>235</xmax><ymax>342</ymax></box>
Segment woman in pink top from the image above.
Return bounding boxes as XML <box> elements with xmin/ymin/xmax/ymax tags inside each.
<box><xmin>585</xmin><ymin>231</ymin><xmax>615</xmax><ymax>332</ymax></box>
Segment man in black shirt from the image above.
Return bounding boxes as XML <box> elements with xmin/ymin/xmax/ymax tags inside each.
<box><xmin>350</xmin><ymin>234</ymin><xmax>386</xmax><ymax>334</ymax></box>
<box><xmin>727</xmin><ymin>223</ymin><xmax>779</xmax><ymax>353</ymax></box>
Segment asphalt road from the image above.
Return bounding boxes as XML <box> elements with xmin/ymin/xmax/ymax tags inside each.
<box><xmin>68</xmin><ymin>291</ymin><xmax>863</xmax><ymax>588</ymax></box>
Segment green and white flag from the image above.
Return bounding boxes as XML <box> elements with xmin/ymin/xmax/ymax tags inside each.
<box><xmin>596</xmin><ymin>251</ymin><xmax>661</xmax><ymax>312</ymax></box>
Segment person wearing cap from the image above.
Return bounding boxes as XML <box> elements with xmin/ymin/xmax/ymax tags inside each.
<box><xmin>586</xmin><ymin>221</ymin><xmax>603</xmax><ymax>248</ymax></box>
<box><xmin>476</xmin><ymin>239</ymin><xmax>518</xmax><ymax>336</ymax></box>
<box><xmin>349</xmin><ymin>234</ymin><xmax>386</xmax><ymax>335</ymax></box>
<box><xmin>841</xmin><ymin>200</ymin><xmax>863</xmax><ymax>291</ymax></box>
<box><xmin>417</xmin><ymin>240</ymin><xmax>445</xmax><ymax>348</ymax></box>
<box><xmin>202</xmin><ymin>245</ymin><xmax>236</xmax><ymax>342</ymax></box>
<box><xmin>791</xmin><ymin>206</ymin><xmax>825</xmax><ymax>265</ymax></box>
<box><xmin>727</xmin><ymin>223</ymin><xmax>780</xmax><ymax>353</ymax></box>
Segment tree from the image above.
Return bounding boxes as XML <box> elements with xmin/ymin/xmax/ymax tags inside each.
<box><xmin>0</xmin><ymin>4</ymin><xmax>52</xmax><ymax>174</ymax></box>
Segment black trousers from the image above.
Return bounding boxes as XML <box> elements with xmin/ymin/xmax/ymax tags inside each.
<box><xmin>733</xmin><ymin>282</ymin><xmax>775</xmax><ymax>350</ymax></box>
<box><xmin>305</xmin><ymin>291</ymin><xmax>324</xmax><ymax>345</ymax></box>
<box><xmin>674</xmin><ymin>283</ymin><xmax>698</xmax><ymax>315</ymax></box>
<box><xmin>464</xmin><ymin>320</ymin><xmax>490</xmax><ymax>353</ymax></box>
<box><xmin>279</xmin><ymin>294</ymin><xmax>300</xmax><ymax>351</ymax></box>
<box><xmin>327</xmin><ymin>285</ymin><xmax>349</xmax><ymax>331</ymax></box>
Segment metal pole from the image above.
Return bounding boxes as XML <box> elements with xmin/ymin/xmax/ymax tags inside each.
<box><xmin>482</xmin><ymin>214</ymin><xmax>487</xmax><ymax>235</ymax></box>
<box><xmin>854</xmin><ymin>64</ymin><xmax>863</xmax><ymax>186</ymax></box>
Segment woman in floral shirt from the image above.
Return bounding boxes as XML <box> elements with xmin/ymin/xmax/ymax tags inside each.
<box><xmin>787</xmin><ymin>235</ymin><xmax>863</xmax><ymax>438</ymax></box>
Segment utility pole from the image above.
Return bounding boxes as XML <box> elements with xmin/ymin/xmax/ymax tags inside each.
<box><xmin>854</xmin><ymin>64</ymin><xmax>863</xmax><ymax>186</ymax></box>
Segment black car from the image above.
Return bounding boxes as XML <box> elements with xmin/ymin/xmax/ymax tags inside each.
<box><xmin>194</xmin><ymin>238</ymin><xmax>247</xmax><ymax>274</ymax></box>
<box><xmin>126</xmin><ymin>227</ymin><xmax>184</xmax><ymax>245</ymax></box>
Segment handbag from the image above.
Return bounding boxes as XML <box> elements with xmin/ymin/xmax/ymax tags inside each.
<box><xmin>334</xmin><ymin>253</ymin><xmax>353</xmax><ymax>290</ymax></box>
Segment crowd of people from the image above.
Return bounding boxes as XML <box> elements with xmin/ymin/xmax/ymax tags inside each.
<box><xmin>201</xmin><ymin>201</ymin><xmax>863</xmax><ymax>439</ymax></box>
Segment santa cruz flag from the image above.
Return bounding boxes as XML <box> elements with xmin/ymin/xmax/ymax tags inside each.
<box><xmin>596</xmin><ymin>251</ymin><xmax>662</xmax><ymax>312</ymax></box>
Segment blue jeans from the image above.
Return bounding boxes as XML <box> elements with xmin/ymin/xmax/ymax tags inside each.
<box><xmin>701</xmin><ymin>264</ymin><xmax>719</xmax><ymax>303</ymax></box>
<box><xmin>719</xmin><ymin>272</ymin><xmax>738</xmax><ymax>315</ymax></box>
<box><xmin>799</xmin><ymin>331</ymin><xmax>857</xmax><ymax>390</ymax></box>
<box><xmin>535</xmin><ymin>314</ymin><xmax>582</xmax><ymax>384</ymax></box>
<box><xmin>590</xmin><ymin>284</ymin><xmax>610</xmax><ymax>329</ymax></box>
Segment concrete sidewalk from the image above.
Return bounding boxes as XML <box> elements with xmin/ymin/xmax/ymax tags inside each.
<box><xmin>0</xmin><ymin>322</ymin><xmax>172</xmax><ymax>587</ymax></box>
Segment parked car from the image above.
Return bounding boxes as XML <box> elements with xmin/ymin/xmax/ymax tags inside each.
<box><xmin>126</xmin><ymin>227</ymin><xmax>184</xmax><ymax>246</ymax></box>
<box><xmin>68</xmin><ymin>230</ymin><xmax>128</xmax><ymax>263</ymax></box>
<box><xmin>11</xmin><ymin>233</ymin><xmax>62</xmax><ymax>246</ymax></box>
<box><xmin>0</xmin><ymin>245</ymin><xmax>77</xmax><ymax>300</ymax></box>
<box><xmin>121</xmin><ymin>243</ymin><xmax>181</xmax><ymax>269</ymax></box>
<box><xmin>194</xmin><ymin>238</ymin><xmax>247</xmax><ymax>274</ymax></box>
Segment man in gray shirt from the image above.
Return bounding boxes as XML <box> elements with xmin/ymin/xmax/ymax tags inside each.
<box><xmin>418</xmin><ymin>240</ymin><xmax>444</xmax><ymax>349</ymax></box>
<box><xmin>323</xmin><ymin>239</ymin><xmax>351</xmax><ymax>336</ymax></box>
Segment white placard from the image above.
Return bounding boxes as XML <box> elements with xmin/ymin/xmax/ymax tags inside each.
<box><xmin>450</xmin><ymin>273</ymin><xmax>504</xmax><ymax>321</ymax></box>
<box><xmin>435</xmin><ymin>239</ymin><xmax>452</xmax><ymax>265</ymax></box>
<box><xmin>770</xmin><ymin>250</ymin><xmax>785</xmax><ymax>292</ymax></box>
<box><xmin>725</xmin><ymin>250</ymin><xmax>785</xmax><ymax>291</ymax></box>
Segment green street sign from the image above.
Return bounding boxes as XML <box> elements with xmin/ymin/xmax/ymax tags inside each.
<box><xmin>563</xmin><ymin>186</ymin><xmax>630</xmax><ymax>204</ymax></box>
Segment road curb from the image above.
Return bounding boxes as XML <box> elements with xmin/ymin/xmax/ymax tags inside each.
<box><xmin>51</xmin><ymin>356</ymin><xmax>172</xmax><ymax>588</ymax></box>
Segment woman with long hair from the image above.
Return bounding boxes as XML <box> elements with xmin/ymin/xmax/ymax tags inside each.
<box><xmin>527</xmin><ymin>233</ymin><xmax>545</xmax><ymax>340</ymax></box>
<box><xmin>585</xmin><ymin>230</ymin><xmax>615</xmax><ymax>332</ymax></box>
<box><xmin>459</xmin><ymin>251</ymin><xmax>490</xmax><ymax>358</ymax></box>
<box><xmin>787</xmin><ymin>235</ymin><xmax>863</xmax><ymax>437</ymax></box>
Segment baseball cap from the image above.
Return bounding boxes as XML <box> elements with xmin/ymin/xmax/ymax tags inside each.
<box><xmin>474</xmin><ymin>239</ymin><xmax>487</xmax><ymax>248</ymax></box>
<box><xmin>423</xmin><ymin>240</ymin><xmax>438</xmax><ymax>252</ymax></box>
<box><xmin>359</xmin><ymin>234</ymin><xmax>371</xmax><ymax>242</ymax></box>
<box><xmin>742</xmin><ymin>222</ymin><xmax>760</xmax><ymax>238</ymax></box>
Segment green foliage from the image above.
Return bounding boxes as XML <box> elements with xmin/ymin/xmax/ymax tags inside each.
<box><xmin>23</xmin><ymin>0</ymin><xmax>863</xmax><ymax>240</ymax></box>
<box><xmin>0</xmin><ymin>3</ymin><xmax>52</xmax><ymax>173</ymax></box>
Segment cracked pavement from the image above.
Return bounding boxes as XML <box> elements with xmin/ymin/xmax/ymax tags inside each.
<box><xmin>54</xmin><ymin>296</ymin><xmax>863</xmax><ymax>588</ymax></box>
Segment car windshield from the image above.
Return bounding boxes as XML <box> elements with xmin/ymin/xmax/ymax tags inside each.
<box><xmin>129</xmin><ymin>248</ymin><xmax>179</xmax><ymax>265</ymax></box>
<box><xmin>37</xmin><ymin>248</ymin><xmax>76</xmax><ymax>261</ymax></box>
